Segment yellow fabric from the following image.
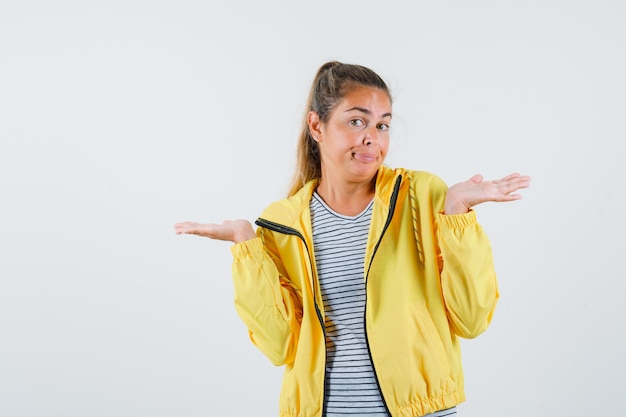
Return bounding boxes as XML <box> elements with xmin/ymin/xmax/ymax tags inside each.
<box><xmin>230</xmin><ymin>165</ymin><xmax>498</xmax><ymax>417</ymax></box>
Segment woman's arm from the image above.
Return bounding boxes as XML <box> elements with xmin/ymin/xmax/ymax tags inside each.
<box><xmin>437</xmin><ymin>172</ymin><xmax>530</xmax><ymax>338</ymax></box>
<box><xmin>437</xmin><ymin>211</ymin><xmax>498</xmax><ymax>338</ymax></box>
<box><xmin>174</xmin><ymin>220</ymin><xmax>303</xmax><ymax>366</ymax></box>
<box><xmin>231</xmin><ymin>233</ymin><xmax>303</xmax><ymax>366</ymax></box>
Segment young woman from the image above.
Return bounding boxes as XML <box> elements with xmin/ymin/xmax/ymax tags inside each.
<box><xmin>175</xmin><ymin>61</ymin><xmax>530</xmax><ymax>417</ymax></box>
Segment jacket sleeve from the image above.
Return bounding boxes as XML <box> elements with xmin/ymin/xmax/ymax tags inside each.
<box><xmin>230</xmin><ymin>233</ymin><xmax>303</xmax><ymax>366</ymax></box>
<box><xmin>436</xmin><ymin>210</ymin><xmax>499</xmax><ymax>339</ymax></box>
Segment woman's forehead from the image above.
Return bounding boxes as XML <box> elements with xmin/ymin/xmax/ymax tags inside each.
<box><xmin>336</xmin><ymin>86</ymin><xmax>392</xmax><ymax>116</ymax></box>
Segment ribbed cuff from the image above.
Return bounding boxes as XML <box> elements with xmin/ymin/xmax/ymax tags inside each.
<box><xmin>436</xmin><ymin>209</ymin><xmax>477</xmax><ymax>229</ymax></box>
<box><xmin>230</xmin><ymin>236</ymin><xmax>263</xmax><ymax>257</ymax></box>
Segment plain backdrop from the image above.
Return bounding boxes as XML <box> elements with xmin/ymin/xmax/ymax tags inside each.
<box><xmin>1</xmin><ymin>1</ymin><xmax>625</xmax><ymax>416</ymax></box>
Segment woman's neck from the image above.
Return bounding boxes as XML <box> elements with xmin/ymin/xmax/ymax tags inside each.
<box><xmin>315</xmin><ymin>177</ymin><xmax>376</xmax><ymax>216</ymax></box>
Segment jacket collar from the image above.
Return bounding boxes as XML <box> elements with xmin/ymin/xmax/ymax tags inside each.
<box><xmin>258</xmin><ymin>165</ymin><xmax>402</xmax><ymax>231</ymax></box>
<box><xmin>374</xmin><ymin>165</ymin><xmax>403</xmax><ymax>204</ymax></box>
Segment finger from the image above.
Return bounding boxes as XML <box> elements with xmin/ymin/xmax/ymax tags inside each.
<box><xmin>500</xmin><ymin>172</ymin><xmax>521</xmax><ymax>181</ymax></box>
<box><xmin>175</xmin><ymin>221</ymin><xmax>196</xmax><ymax>227</ymax></box>
<box><xmin>494</xmin><ymin>174</ymin><xmax>530</xmax><ymax>189</ymax></box>
<box><xmin>174</xmin><ymin>222</ymin><xmax>188</xmax><ymax>234</ymax></box>
<box><xmin>499</xmin><ymin>179</ymin><xmax>532</xmax><ymax>199</ymax></box>
<box><xmin>506</xmin><ymin>177</ymin><xmax>531</xmax><ymax>192</ymax></box>
<box><xmin>504</xmin><ymin>193</ymin><xmax>523</xmax><ymax>201</ymax></box>
<box><xmin>175</xmin><ymin>226</ymin><xmax>195</xmax><ymax>235</ymax></box>
<box><xmin>501</xmin><ymin>173</ymin><xmax>532</xmax><ymax>185</ymax></box>
<box><xmin>175</xmin><ymin>222</ymin><xmax>204</xmax><ymax>235</ymax></box>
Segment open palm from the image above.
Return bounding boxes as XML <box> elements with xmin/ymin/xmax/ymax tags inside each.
<box><xmin>174</xmin><ymin>220</ymin><xmax>255</xmax><ymax>244</ymax></box>
<box><xmin>444</xmin><ymin>172</ymin><xmax>531</xmax><ymax>214</ymax></box>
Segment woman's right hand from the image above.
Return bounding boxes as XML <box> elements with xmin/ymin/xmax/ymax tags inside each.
<box><xmin>174</xmin><ymin>220</ymin><xmax>256</xmax><ymax>244</ymax></box>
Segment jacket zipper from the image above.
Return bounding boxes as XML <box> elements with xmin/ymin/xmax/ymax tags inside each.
<box><xmin>255</xmin><ymin>174</ymin><xmax>402</xmax><ymax>417</ymax></box>
<box><xmin>253</xmin><ymin>218</ymin><xmax>328</xmax><ymax>416</ymax></box>
<box><xmin>364</xmin><ymin>174</ymin><xmax>403</xmax><ymax>417</ymax></box>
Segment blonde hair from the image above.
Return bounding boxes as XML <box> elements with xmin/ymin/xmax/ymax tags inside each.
<box><xmin>287</xmin><ymin>61</ymin><xmax>391</xmax><ymax>197</ymax></box>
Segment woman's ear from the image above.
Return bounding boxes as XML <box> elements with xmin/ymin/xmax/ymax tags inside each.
<box><xmin>307</xmin><ymin>111</ymin><xmax>322</xmax><ymax>141</ymax></box>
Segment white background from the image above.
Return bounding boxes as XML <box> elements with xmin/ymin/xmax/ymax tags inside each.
<box><xmin>1</xmin><ymin>1</ymin><xmax>625</xmax><ymax>416</ymax></box>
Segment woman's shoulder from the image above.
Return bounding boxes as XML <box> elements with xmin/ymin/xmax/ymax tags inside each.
<box><xmin>382</xmin><ymin>166</ymin><xmax>448</xmax><ymax>191</ymax></box>
<box><xmin>257</xmin><ymin>180</ymin><xmax>316</xmax><ymax>226</ymax></box>
<box><xmin>384</xmin><ymin>167</ymin><xmax>448</xmax><ymax>211</ymax></box>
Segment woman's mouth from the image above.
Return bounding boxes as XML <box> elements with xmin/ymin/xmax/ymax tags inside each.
<box><xmin>353</xmin><ymin>152</ymin><xmax>377</xmax><ymax>163</ymax></box>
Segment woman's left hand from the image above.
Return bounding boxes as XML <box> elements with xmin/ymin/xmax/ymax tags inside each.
<box><xmin>444</xmin><ymin>172</ymin><xmax>531</xmax><ymax>215</ymax></box>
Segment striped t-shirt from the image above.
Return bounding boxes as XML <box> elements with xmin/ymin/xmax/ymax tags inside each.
<box><xmin>310</xmin><ymin>192</ymin><xmax>457</xmax><ymax>417</ymax></box>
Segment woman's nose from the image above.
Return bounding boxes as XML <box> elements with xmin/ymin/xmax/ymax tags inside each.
<box><xmin>363</xmin><ymin>126</ymin><xmax>378</xmax><ymax>145</ymax></box>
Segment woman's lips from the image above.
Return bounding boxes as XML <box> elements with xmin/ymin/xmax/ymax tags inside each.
<box><xmin>353</xmin><ymin>152</ymin><xmax>377</xmax><ymax>163</ymax></box>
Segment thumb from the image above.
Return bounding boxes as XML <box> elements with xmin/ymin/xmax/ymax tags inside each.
<box><xmin>469</xmin><ymin>174</ymin><xmax>483</xmax><ymax>184</ymax></box>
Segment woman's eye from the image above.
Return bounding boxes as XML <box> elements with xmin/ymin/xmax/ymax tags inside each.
<box><xmin>377</xmin><ymin>123</ymin><xmax>390</xmax><ymax>131</ymax></box>
<box><xmin>350</xmin><ymin>119</ymin><xmax>364</xmax><ymax>127</ymax></box>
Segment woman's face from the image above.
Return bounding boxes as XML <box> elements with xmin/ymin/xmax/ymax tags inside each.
<box><xmin>312</xmin><ymin>86</ymin><xmax>392</xmax><ymax>186</ymax></box>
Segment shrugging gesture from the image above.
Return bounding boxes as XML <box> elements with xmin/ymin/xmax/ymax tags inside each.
<box><xmin>175</xmin><ymin>60</ymin><xmax>531</xmax><ymax>417</ymax></box>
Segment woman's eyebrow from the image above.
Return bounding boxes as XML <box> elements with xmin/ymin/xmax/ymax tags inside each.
<box><xmin>344</xmin><ymin>106</ymin><xmax>392</xmax><ymax>118</ymax></box>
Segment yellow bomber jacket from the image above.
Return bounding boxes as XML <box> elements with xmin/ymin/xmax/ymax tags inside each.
<box><xmin>230</xmin><ymin>165</ymin><xmax>499</xmax><ymax>417</ymax></box>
